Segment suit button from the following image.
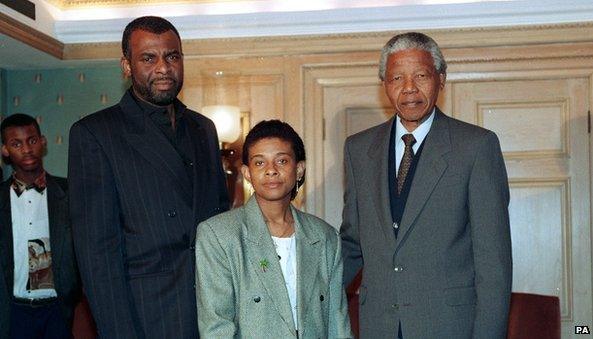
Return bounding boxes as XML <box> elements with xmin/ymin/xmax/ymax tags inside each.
<box><xmin>253</xmin><ymin>296</ymin><xmax>261</xmax><ymax>303</ymax></box>
<box><xmin>189</xmin><ymin>245</ymin><xmax>195</xmax><ymax>250</ymax></box>
<box><xmin>319</xmin><ymin>295</ymin><xmax>324</xmax><ymax>302</ymax></box>
<box><xmin>167</xmin><ymin>210</ymin><xmax>177</xmax><ymax>217</ymax></box>
<box><xmin>394</xmin><ymin>266</ymin><xmax>404</xmax><ymax>272</ymax></box>
<box><xmin>392</xmin><ymin>304</ymin><xmax>399</xmax><ymax>310</ymax></box>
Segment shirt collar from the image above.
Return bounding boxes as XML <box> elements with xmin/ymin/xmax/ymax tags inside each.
<box><xmin>128</xmin><ymin>88</ymin><xmax>185</xmax><ymax>122</ymax></box>
<box><xmin>395</xmin><ymin>107</ymin><xmax>436</xmax><ymax>149</ymax></box>
<box><xmin>11</xmin><ymin>170</ymin><xmax>46</xmax><ymax>197</ymax></box>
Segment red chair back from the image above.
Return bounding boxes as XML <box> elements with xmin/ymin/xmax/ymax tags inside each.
<box><xmin>507</xmin><ymin>292</ymin><xmax>560</xmax><ymax>339</ymax></box>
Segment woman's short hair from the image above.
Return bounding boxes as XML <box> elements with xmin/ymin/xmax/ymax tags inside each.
<box><xmin>242</xmin><ymin>120</ymin><xmax>306</xmax><ymax>200</ymax></box>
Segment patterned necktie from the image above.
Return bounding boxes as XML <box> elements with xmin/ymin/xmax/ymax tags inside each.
<box><xmin>397</xmin><ymin>134</ymin><xmax>416</xmax><ymax>194</ymax></box>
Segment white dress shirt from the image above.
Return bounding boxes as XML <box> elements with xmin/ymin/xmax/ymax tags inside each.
<box><xmin>271</xmin><ymin>234</ymin><xmax>298</xmax><ymax>329</ymax></box>
<box><xmin>394</xmin><ymin>108</ymin><xmax>436</xmax><ymax>173</ymax></box>
<box><xmin>11</xmin><ymin>187</ymin><xmax>57</xmax><ymax>299</ymax></box>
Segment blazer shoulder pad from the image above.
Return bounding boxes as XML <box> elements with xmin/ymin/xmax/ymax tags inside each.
<box><xmin>198</xmin><ymin>208</ymin><xmax>243</xmax><ymax>234</ymax></box>
<box><xmin>297</xmin><ymin>210</ymin><xmax>339</xmax><ymax>238</ymax></box>
<box><xmin>49</xmin><ymin>175</ymin><xmax>68</xmax><ymax>191</ymax></box>
<box><xmin>346</xmin><ymin>119</ymin><xmax>391</xmax><ymax>146</ymax></box>
<box><xmin>444</xmin><ymin>114</ymin><xmax>493</xmax><ymax>138</ymax></box>
<box><xmin>75</xmin><ymin>103</ymin><xmax>123</xmax><ymax>131</ymax></box>
<box><xmin>187</xmin><ymin>109</ymin><xmax>216</xmax><ymax>127</ymax></box>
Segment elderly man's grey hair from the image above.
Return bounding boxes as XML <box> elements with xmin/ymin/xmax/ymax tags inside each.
<box><xmin>378</xmin><ymin>32</ymin><xmax>447</xmax><ymax>81</ymax></box>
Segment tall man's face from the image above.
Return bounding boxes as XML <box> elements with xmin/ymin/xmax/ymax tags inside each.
<box><xmin>383</xmin><ymin>49</ymin><xmax>445</xmax><ymax>132</ymax></box>
<box><xmin>121</xmin><ymin>29</ymin><xmax>184</xmax><ymax>106</ymax></box>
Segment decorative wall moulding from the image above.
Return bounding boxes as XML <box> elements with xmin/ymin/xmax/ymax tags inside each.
<box><xmin>62</xmin><ymin>23</ymin><xmax>593</xmax><ymax>62</ymax></box>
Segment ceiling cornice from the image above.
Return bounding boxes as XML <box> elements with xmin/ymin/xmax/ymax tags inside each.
<box><xmin>63</xmin><ymin>22</ymin><xmax>593</xmax><ymax>60</ymax></box>
<box><xmin>0</xmin><ymin>11</ymin><xmax>63</xmax><ymax>59</ymax></box>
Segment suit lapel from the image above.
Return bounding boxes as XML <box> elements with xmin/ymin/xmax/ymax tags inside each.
<box><xmin>118</xmin><ymin>92</ymin><xmax>193</xmax><ymax>206</ymax></box>
<box><xmin>368</xmin><ymin>117</ymin><xmax>397</xmax><ymax>248</ymax></box>
<box><xmin>395</xmin><ymin>110</ymin><xmax>451</xmax><ymax>251</ymax></box>
<box><xmin>292</xmin><ymin>207</ymin><xmax>321</xmax><ymax>328</ymax></box>
<box><xmin>242</xmin><ymin>197</ymin><xmax>296</xmax><ymax>334</ymax></box>
<box><xmin>46</xmin><ymin>176</ymin><xmax>67</xmax><ymax>266</ymax></box>
<box><xmin>0</xmin><ymin>181</ymin><xmax>13</xmax><ymax>291</ymax></box>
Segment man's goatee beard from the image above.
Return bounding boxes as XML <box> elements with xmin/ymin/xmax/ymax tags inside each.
<box><xmin>132</xmin><ymin>77</ymin><xmax>182</xmax><ymax>106</ymax></box>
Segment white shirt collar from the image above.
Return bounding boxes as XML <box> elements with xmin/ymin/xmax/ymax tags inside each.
<box><xmin>395</xmin><ymin>107</ymin><xmax>436</xmax><ymax>152</ymax></box>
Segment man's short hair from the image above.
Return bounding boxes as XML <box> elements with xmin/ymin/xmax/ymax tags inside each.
<box><xmin>1</xmin><ymin>113</ymin><xmax>41</xmax><ymax>144</ymax></box>
<box><xmin>122</xmin><ymin>16</ymin><xmax>181</xmax><ymax>59</ymax></box>
<box><xmin>378</xmin><ymin>32</ymin><xmax>447</xmax><ymax>81</ymax></box>
<box><xmin>242</xmin><ymin>119</ymin><xmax>306</xmax><ymax>200</ymax></box>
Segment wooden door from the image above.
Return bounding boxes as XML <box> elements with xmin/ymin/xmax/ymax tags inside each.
<box><xmin>455</xmin><ymin>77</ymin><xmax>591</xmax><ymax>336</ymax></box>
<box><xmin>306</xmin><ymin>63</ymin><xmax>592</xmax><ymax>336</ymax></box>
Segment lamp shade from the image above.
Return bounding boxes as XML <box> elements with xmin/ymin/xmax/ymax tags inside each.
<box><xmin>202</xmin><ymin>105</ymin><xmax>242</xmax><ymax>143</ymax></box>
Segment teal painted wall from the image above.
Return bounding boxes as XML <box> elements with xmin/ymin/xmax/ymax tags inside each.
<box><xmin>0</xmin><ymin>69</ymin><xmax>5</xmax><ymax>121</ymax></box>
<box><xmin>3</xmin><ymin>66</ymin><xmax>127</xmax><ymax>178</ymax></box>
<box><xmin>1</xmin><ymin>69</ymin><xmax>7</xmax><ymax>179</ymax></box>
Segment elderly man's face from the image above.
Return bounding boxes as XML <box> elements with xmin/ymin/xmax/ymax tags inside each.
<box><xmin>121</xmin><ymin>29</ymin><xmax>184</xmax><ymax>106</ymax></box>
<box><xmin>383</xmin><ymin>49</ymin><xmax>445</xmax><ymax>131</ymax></box>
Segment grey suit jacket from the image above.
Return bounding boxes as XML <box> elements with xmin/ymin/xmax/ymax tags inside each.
<box><xmin>341</xmin><ymin>109</ymin><xmax>512</xmax><ymax>338</ymax></box>
<box><xmin>0</xmin><ymin>175</ymin><xmax>81</xmax><ymax>336</ymax></box>
<box><xmin>195</xmin><ymin>196</ymin><xmax>352</xmax><ymax>339</ymax></box>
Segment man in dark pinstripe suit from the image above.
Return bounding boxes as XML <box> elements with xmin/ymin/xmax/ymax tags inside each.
<box><xmin>68</xmin><ymin>16</ymin><xmax>229</xmax><ymax>338</ymax></box>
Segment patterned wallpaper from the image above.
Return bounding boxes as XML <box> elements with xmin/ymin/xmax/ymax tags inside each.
<box><xmin>0</xmin><ymin>69</ymin><xmax>5</xmax><ymax>125</ymax></box>
<box><xmin>0</xmin><ymin>69</ymin><xmax>7</xmax><ymax>179</ymax></box>
<box><xmin>2</xmin><ymin>66</ymin><xmax>127</xmax><ymax>179</ymax></box>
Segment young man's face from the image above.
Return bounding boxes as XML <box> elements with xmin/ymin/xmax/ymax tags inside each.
<box><xmin>1</xmin><ymin>124</ymin><xmax>46</xmax><ymax>174</ymax></box>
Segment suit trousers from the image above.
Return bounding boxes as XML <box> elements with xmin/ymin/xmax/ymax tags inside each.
<box><xmin>9</xmin><ymin>300</ymin><xmax>71</xmax><ymax>339</ymax></box>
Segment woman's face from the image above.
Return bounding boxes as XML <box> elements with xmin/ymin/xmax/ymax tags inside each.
<box><xmin>242</xmin><ymin>137</ymin><xmax>305</xmax><ymax>203</ymax></box>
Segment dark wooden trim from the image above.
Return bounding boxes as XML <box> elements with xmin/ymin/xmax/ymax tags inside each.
<box><xmin>0</xmin><ymin>11</ymin><xmax>63</xmax><ymax>59</ymax></box>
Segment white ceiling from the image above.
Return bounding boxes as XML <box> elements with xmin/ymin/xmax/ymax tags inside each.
<box><xmin>51</xmin><ymin>0</ymin><xmax>593</xmax><ymax>43</ymax></box>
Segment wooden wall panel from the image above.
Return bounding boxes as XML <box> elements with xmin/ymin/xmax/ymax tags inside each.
<box><xmin>63</xmin><ymin>23</ymin><xmax>593</xmax><ymax>336</ymax></box>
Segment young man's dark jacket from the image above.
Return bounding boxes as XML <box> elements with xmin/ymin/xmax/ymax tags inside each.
<box><xmin>0</xmin><ymin>175</ymin><xmax>81</xmax><ymax>337</ymax></box>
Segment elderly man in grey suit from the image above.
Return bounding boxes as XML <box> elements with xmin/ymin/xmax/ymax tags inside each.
<box><xmin>341</xmin><ymin>32</ymin><xmax>512</xmax><ymax>338</ymax></box>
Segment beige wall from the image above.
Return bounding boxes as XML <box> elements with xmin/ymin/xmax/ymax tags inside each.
<box><xmin>68</xmin><ymin>23</ymin><xmax>593</xmax><ymax>335</ymax></box>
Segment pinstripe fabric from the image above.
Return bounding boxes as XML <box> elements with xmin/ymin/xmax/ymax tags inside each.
<box><xmin>68</xmin><ymin>91</ymin><xmax>229</xmax><ymax>339</ymax></box>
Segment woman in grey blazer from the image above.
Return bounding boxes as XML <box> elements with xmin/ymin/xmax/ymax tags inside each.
<box><xmin>195</xmin><ymin>120</ymin><xmax>352</xmax><ymax>339</ymax></box>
